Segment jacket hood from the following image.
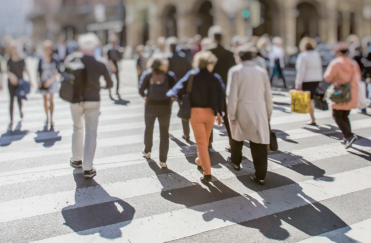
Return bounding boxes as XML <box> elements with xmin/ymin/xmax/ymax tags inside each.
<box><xmin>336</xmin><ymin>57</ymin><xmax>358</xmax><ymax>82</ymax></box>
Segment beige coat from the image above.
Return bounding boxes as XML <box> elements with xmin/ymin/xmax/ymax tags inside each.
<box><xmin>227</xmin><ymin>61</ymin><xmax>273</xmax><ymax>144</ymax></box>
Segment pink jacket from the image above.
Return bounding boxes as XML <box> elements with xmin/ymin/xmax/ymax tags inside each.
<box><xmin>324</xmin><ymin>57</ymin><xmax>360</xmax><ymax>110</ymax></box>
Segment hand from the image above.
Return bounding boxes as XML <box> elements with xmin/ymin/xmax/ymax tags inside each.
<box><xmin>230</xmin><ymin>119</ymin><xmax>236</xmax><ymax>125</ymax></box>
<box><xmin>170</xmin><ymin>97</ymin><xmax>176</xmax><ymax>101</ymax></box>
<box><xmin>296</xmin><ymin>84</ymin><xmax>302</xmax><ymax>90</ymax></box>
<box><xmin>38</xmin><ymin>81</ymin><xmax>42</xmax><ymax>88</ymax></box>
<box><xmin>216</xmin><ymin>113</ymin><xmax>223</xmax><ymax>126</ymax></box>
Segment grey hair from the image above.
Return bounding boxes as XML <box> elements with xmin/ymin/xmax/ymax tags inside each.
<box><xmin>78</xmin><ymin>33</ymin><xmax>99</xmax><ymax>51</ymax></box>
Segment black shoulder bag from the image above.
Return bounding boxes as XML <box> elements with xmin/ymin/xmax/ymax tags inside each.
<box><xmin>177</xmin><ymin>72</ymin><xmax>194</xmax><ymax>120</ymax></box>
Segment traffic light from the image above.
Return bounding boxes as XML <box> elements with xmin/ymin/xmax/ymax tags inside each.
<box><xmin>242</xmin><ymin>9</ymin><xmax>250</xmax><ymax>19</ymax></box>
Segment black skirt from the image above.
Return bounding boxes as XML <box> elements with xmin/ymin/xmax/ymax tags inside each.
<box><xmin>302</xmin><ymin>81</ymin><xmax>320</xmax><ymax>99</ymax></box>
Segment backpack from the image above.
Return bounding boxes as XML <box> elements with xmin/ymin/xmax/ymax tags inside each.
<box><xmin>148</xmin><ymin>72</ymin><xmax>169</xmax><ymax>101</ymax></box>
<box><xmin>60</xmin><ymin>53</ymin><xmax>85</xmax><ymax>103</ymax></box>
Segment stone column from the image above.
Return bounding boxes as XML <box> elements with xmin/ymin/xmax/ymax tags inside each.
<box><xmin>124</xmin><ymin>1</ymin><xmax>139</xmax><ymax>47</ymax></box>
<box><xmin>177</xmin><ymin>1</ymin><xmax>197</xmax><ymax>39</ymax></box>
<box><xmin>325</xmin><ymin>0</ymin><xmax>338</xmax><ymax>44</ymax></box>
<box><xmin>342</xmin><ymin>11</ymin><xmax>350</xmax><ymax>40</ymax></box>
<box><xmin>148</xmin><ymin>3</ymin><xmax>162</xmax><ymax>41</ymax></box>
<box><xmin>282</xmin><ymin>0</ymin><xmax>297</xmax><ymax>55</ymax></box>
<box><xmin>212</xmin><ymin>0</ymin><xmax>232</xmax><ymax>45</ymax></box>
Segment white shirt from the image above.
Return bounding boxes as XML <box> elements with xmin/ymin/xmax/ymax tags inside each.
<box><xmin>269</xmin><ymin>45</ymin><xmax>285</xmax><ymax>68</ymax></box>
<box><xmin>295</xmin><ymin>50</ymin><xmax>323</xmax><ymax>85</ymax></box>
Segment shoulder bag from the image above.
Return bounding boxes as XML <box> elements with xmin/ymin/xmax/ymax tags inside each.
<box><xmin>177</xmin><ymin>72</ymin><xmax>194</xmax><ymax>120</ymax></box>
<box><xmin>268</xmin><ymin>122</ymin><xmax>278</xmax><ymax>152</ymax></box>
<box><xmin>329</xmin><ymin>71</ymin><xmax>354</xmax><ymax>104</ymax></box>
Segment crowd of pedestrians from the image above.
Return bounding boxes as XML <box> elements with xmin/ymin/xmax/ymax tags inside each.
<box><xmin>0</xmin><ymin>25</ymin><xmax>370</xmax><ymax>183</ymax></box>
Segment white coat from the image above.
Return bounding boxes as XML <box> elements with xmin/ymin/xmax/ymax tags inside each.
<box><xmin>295</xmin><ymin>50</ymin><xmax>323</xmax><ymax>86</ymax></box>
<box><xmin>227</xmin><ymin>61</ymin><xmax>273</xmax><ymax>144</ymax></box>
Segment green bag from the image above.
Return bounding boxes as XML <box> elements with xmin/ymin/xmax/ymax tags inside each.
<box><xmin>329</xmin><ymin>72</ymin><xmax>354</xmax><ymax>104</ymax></box>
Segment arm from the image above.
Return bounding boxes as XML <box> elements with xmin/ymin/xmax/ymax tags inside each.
<box><xmin>226</xmin><ymin>69</ymin><xmax>238</xmax><ymax>122</ymax></box>
<box><xmin>295</xmin><ymin>53</ymin><xmax>305</xmax><ymax>89</ymax></box>
<box><xmin>166</xmin><ymin>71</ymin><xmax>191</xmax><ymax>98</ymax></box>
<box><xmin>264</xmin><ymin>72</ymin><xmax>273</xmax><ymax>121</ymax></box>
<box><xmin>324</xmin><ymin>60</ymin><xmax>338</xmax><ymax>83</ymax></box>
<box><xmin>138</xmin><ymin>71</ymin><xmax>150</xmax><ymax>97</ymax></box>
<box><xmin>167</xmin><ymin>71</ymin><xmax>178</xmax><ymax>89</ymax></box>
<box><xmin>102</xmin><ymin>65</ymin><xmax>113</xmax><ymax>89</ymax></box>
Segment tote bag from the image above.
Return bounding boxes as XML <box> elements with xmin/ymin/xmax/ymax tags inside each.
<box><xmin>177</xmin><ymin>72</ymin><xmax>194</xmax><ymax>120</ymax></box>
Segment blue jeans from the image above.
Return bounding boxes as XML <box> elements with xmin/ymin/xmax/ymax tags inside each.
<box><xmin>144</xmin><ymin>105</ymin><xmax>171</xmax><ymax>162</ymax></box>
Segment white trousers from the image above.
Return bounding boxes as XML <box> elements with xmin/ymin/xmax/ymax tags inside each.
<box><xmin>70</xmin><ymin>102</ymin><xmax>100</xmax><ymax>171</ymax></box>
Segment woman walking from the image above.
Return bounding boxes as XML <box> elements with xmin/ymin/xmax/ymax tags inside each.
<box><xmin>6</xmin><ymin>43</ymin><xmax>32</xmax><ymax>127</ymax></box>
<box><xmin>226</xmin><ymin>46</ymin><xmax>273</xmax><ymax>185</ymax></box>
<box><xmin>37</xmin><ymin>40</ymin><xmax>60</xmax><ymax>127</ymax></box>
<box><xmin>324</xmin><ymin>42</ymin><xmax>360</xmax><ymax>149</ymax></box>
<box><xmin>295</xmin><ymin>37</ymin><xmax>323</xmax><ymax>125</ymax></box>
<box><xmin>139</xmin><ymin>54</ymin><xmax>177</xmax><ymax>169</ymax></box>
<box><xmin>167</xmin><ymin>51</ymin><xmax>225</xmax><ymax>183</ymax></box>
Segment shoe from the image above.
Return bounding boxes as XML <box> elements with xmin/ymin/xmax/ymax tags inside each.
<box><xmin>70</xmin><ymin>158</ymin><xmax>82</xmax><ymax>168</ymax></box>
<box><xmin>197</xmin><ymin>165</ymin><xmax>203</xmax><ymax>171</ymax></box>
<box><xmin>306</xmin><ymin>121</ymin><xmax>317</xmax><ymax>126</ymax></box>
<box><xmin>208</xmin><ymin>144</ymin><xmax>213</xmax><ymax>150</ymax></box>
<box><xmin>84</xmin><ymin>168</ymin><xmax>97</xmax><ymax>179</ymax></box>
<box><xmin>50</xmin><ymin>121</ymin><xmax>54</xmax><ymax>128</ymax></box>
<box><xmin>200</xmin><ymin>175</ymin><xmax>212</xmax><ymax>184</ymax></box>
<box><xmin>182</xmin><ymin>135</ymin><xmax>190</xmax><ymax>141</ymax></box>
<box><xmin>142</xmin><ymin>149</ymin><xmax>151</xmax><ymax>159</ymax></box>
<box><xmin>227</xmin><ymin>157</ymin><xmax>240</xmax><ymax>171</ymax></box>
<box><xmin>250</xmin><ymin>175</ymin><xmax>265</xmax><ymax>185</ymax></box>
<box><xmin>339</xmin><ymin>140</ymin><xmax>347</xmax><ymax>146</ymax></box>
<box><xmin>225</xmin><ymin>145</ymin><xmax>231</xmax><ymax>153</ymax></box>
<box><xmin>159</xmin><ymin>161</ymin><xmax>167</xmax><ymax>168</ymax></box>
<box><xmin>345</xmin><ymin>135</ymin><xmax>358</xmax><ymax>149</ymax></box>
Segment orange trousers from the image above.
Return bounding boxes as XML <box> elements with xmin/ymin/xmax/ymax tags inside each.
<box><xmin>189</xmin><ymin>108</ymin><xmax>216</xmax><ymax>175</ymax></box>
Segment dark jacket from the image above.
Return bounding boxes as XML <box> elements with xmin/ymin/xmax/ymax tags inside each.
<box><xmin>209</xmin><ymin>44</ymin><xmax>236</xmax><ymax>85</ymax></box>
<box><xmin>167</xmin><ymin>68</ymin><xmax>225</xmax><ymax>115</ymax></box>
<box><xmin>65</xmin><ymin>52</ymin><xmax>113</xmax><ymax>102</ymax></box>
<box><xmin>168</xmin><ymin>51</ymin><xmax>192</xmax><ymax>81</ymax></box>
<box><xmin>139</xmin><ymin>69</ymin><xmax>177</xmax><ymax>106</ymax></box>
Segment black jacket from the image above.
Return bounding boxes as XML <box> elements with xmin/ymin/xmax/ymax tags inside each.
<box><xmin>168</xmin><ymin>51</ymin><xmax>192</xmax><ymax>81</ymax></box>
<box><xmin>209</xmin><ymin>44</ymin><xmax>236</xmax><ymax>85</ymax></box>
<box><xmin>167</xmin><ymin>68</ymin><xmax>225</xmax><ymax>115</ymax></box>
<box><xmin>65</xmin><ymin>52</ymin><xmax>113</xmax><ymax>103</ymax></box>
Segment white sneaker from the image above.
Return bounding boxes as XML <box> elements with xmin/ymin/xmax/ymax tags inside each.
<box><xmin>142</xmin><ymin>149</ymin><xmax>151</xmax><ymax>159</ymax></box>
<box><xmin>159</xmin><ymin>162</ymin><xmax>167</xmax><ymax>168</ymax></box>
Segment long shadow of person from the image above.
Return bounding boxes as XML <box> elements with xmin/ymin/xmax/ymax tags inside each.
<box><xmin>273</xmin><ymin>130</ymin><xmax>298</xmax><ymax>144</ymax></box>
<box><xmin>0</xmin><ymin>121</ymin><xmax>29</xmax><ymax>146</ymax></box>
<box><xmin>303</xmin><ymin>124</ymin><xmax>344</xmax><ymax>141</ymax></box>
<box><xmin>34</xmin><ymin>124</ymin><xmax>62</xmax><ymax>147</ymax></box>
<box><xmin>109</xmin><ymin>93</ymin><xmax>130</xmax><ymax>106</ymax></box>
<box><xmin>62</xmin><ymin>173</ymin><xmax>135</xmax><ymax>239</ymax></box>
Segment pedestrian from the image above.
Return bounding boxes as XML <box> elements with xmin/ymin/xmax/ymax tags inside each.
<box><xmin>324</xmin><ymin>42</ymin><xmax>360</xmax><ymax>149</ymax></box>
<box><xmin>135</xmin><ymin>45</ymin><xmax>147</xmax><ymax>82</ymax></box>
<box><xmin>6</xmin><ymin>43</ymin><xmax>32</xmax><ymax>128</ymax></box>
<box><xmin>139</xmin><ymin>54</ymin><xmax>177</xmax><ymax>169</ymax></box>
<box><xmin>295</xmin><ymin>37</ymin><xmax>323</xmax><ymax>125</ymax></box>
<box><xmin>167</xmin><ymin>51</ymin><xmax>225</xmax><ymax>184</ymax></box>
<box><xmin>269</xmin><ymin>37</ymin><xmax>287</xmax><ymax>88</ymax></box>
<box><xmin>105</xmin><ymin>35</ymin><xmax>122</xmax><ymax>98</ymax></box>
<box><xmin>37</xmin><ymin>40</ymin><xmax>60</xmax><ymax>128</ymax></box>
<box><xmin>67</xmin><ymin>33</ymin><xmax>113</xmax><ymax>179</ymax></box>
<box><xmin>208</xmin><ymin>30</ymin><xmax>236</xmax><ymax>152</ymax></box>
<box><xmin>226</xmin><ymin>45</ymin><xmax>273</xmax><ymax>185</ymax></box>
<box><xmin>56</xmin><ymin>36</ymin><xmax>67</xmax><ymax>62</ymax></box>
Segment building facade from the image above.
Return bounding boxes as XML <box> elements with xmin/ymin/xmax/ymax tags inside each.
<box><xmin>30</xmin><ymin>0</ymin><xmax>371</xmax><ymax>54</ymax></box>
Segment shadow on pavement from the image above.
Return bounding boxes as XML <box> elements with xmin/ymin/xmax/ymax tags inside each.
<box><xmin>34</xmin><ymin>124</ymin><xmax>62</xmax><ymax>147</ymax></box>
<box><xmin>0</xmin><ymin>121</ymin><xmax>29</xmax><ymax>146</ymax></box>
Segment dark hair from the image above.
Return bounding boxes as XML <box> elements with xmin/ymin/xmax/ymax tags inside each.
<box><xmin>170</xmin><ymin>44</ymin><xmax>177</xmax><ymax>52</ymax></box>
<box><xmin>151</xmin><ymin>59</ymin><xmax>163</xmax><ymax>74</ymax></box>
<box><xmin>305</xmin><ymin>43</ymin><xmax>314</xmax><ymax>51</ymax></box>
<box><xmin>239</xmin><ymin>51</ymin><xmax>256</xmax><ymax>61</ymax></box>
<box><xmin>214</xmin><ymin>33</ymin><xmax>222</xmax><ymax>43</ymax></box>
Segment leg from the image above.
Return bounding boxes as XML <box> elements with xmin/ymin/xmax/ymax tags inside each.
<box><xmin>17</xmin><ymin>96</ymin><xmax>23</xmax><ymax>119</ymax></box>
<box><xmin>8</xmin><ymin>84</ymin><xmax>15</xmax><ymax>123</ymax></box>
<box><xmin>157</xmin><ymin>106</ymin><xmax>171</xmax><ymax>162</ymax></box>
<box><xmin>115</xmin><ymin>72</ymin><xmax>120</xmax><ymax>95</ymax></box>
<box><xmin>144</xmin><ymin>106</ymin><xmax>156</xmax><ymax>153</ymax></box>
<box><xmin>83</xmin><ymin>102</ymin><xmax>100</xmax><ymax>171</ymax></box>
<box><xmin>250</xmin><ymin>141</ymin><xmax>268</xmax><ymax>180</ymax></box>
<box><xmin>182</xmin><ymin>119</ymin><xmax>190</xmax><ymax>138</ymax></box>
<box><xmin>43</xmin><ymin>95</ymin><xmax>49</xmax><ymax>122</ymax></box>
<box><xmin>333</xmin><ymin>110</ymin><xmax>353</xmax><ymax>140</ymax></box>
<box><xmin>70</xmin><ymin>103</ymin><xmax>84</xmax><ymax>162</ymax></box>
<box><xmin>49</xmin><ymin>93</ymin><xmax>54</xmax><ymax>123</ymax></box>
<box><xmin>230</xmin><ymin>139</ymin><xmax>244</xmax><ymax>165</ymax></box>
<box><xmin>208</xmin><ymin>129</ymin><xmax>213</xmax><ymax>148</ymax></box>
<box><xmin>309</xmin><ymin>99</ymin><xmax>315</xmax><ymax>123</ymax></box>
<box><xmin>279</xmin><ymin>70</ymin><xmax>287</xmax><ymax>89</ymax></box>
<box><xmin>342</xmin><ymin>110</ymin><xmax>352</xmax><ymax>137</ymax></box>
<box><xmin>223</xmin><ymin>99</ymin><xmax>232</xmax><ymax>146</ymax></box>
<box><xmin>270</xmin><ymin>71</ymin><xmax>274</xmax><ymax>84</ymax></box>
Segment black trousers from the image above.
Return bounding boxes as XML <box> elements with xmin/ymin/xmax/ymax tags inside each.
<box><xmin>209</xmin><ymin>99</ymin><xmax>232</xmax><ymax>147</ymax></box>
<box><xmin>144</xmin><ymin>105</ymin><xmax>171</xmax><ymax>162</ymax></box>
<box><xmin>333</xmin><ymin>109</ymin><xmax>353</xmax><ymax>140</ymax></box>
<box><xmin>231</xmin><ymin>139</ymin><xmax>268</xmax><ymax>180</ymax></box>
<box><xmin>114</xmin><ymin>72</ymin><xmax>120</xmax><ymax>94</ymax></box>
<box><xmin>270</xmin><ymin>59</ymin><xmax>287</xmax><ymax>89</ymax></box>
<box><xmin>177</xmin><ymin>101</ymin><xmax>190</xmax><ymax>137</ymax></box>
<box><xmin>8</xmin><ymin>82</ymin><xmax>22</xmax><ymax>122</ymax></box>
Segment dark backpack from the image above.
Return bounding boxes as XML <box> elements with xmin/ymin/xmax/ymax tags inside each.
<box><xmin>148</xmin><ymin>72</ymin><xmax>169</xmax><ymax>101</ymax></box>
<box><xmin>60</xmin><ymin>53</ymin><xmax>85</xmax><ymax>103</ymax></box>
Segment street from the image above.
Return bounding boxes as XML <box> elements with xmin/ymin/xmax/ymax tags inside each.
<box><xmin>0</xmin><ymin>58</ymin><xmax>371</xmax><ymax>243</ymax></box>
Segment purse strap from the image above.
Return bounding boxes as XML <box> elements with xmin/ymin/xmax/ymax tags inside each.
<box><xmin>185</xmin><ymin>71</ymin><xmax>194</xmax><ymax>93</ymax></box>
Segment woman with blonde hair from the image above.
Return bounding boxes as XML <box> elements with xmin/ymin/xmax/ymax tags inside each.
<box><xmin>167</xmin><ymin>51</ymin><xmax>225</xmax><ymax>183</ymax></box>
<box><xmin>37</xmin><ymin>40</ymin><xmax>60</xmax><ymax>127</ymax></box>
<box><xmin>295</xmin><ymin>37</ymin><xmax>323</xmax><ymax>125</ymax></box>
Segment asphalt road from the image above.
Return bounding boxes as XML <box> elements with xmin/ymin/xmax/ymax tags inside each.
<box><xmin>0</xmin><ymin>58</ymin><xmax>370</xmax><ymax>243</ymax></box>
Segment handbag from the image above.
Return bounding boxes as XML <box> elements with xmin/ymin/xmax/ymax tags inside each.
<box><xmin>268</xmin><ymin>123</ymin><xmax>278</xmax><ymax>152</ymax></box>
<box><xmin>358</xmin><ymin>81</ymin><xmax>369</xmax><ymax>109</ymax></box>
<box><xmin>177</xmin><ymin>72</ymin><xmax>194</xmax><ymax>120</ymax></box>
<box><xmin>329</xmin><ymin>71</ymin><xmax>353</xmax><ymax>104</ymax></box>
<box><xmin>290</xmin><ymin>90</ymin><xmax>311</xmax><ymax>113</ymax></box>
<box><xmin>15</xmin><ymin>78</ymin><xmax>30</xmax><ymax>100</ymax></box>
<box><xmin>59</xmin><ymin>72</ymin><xmax>75</xmax><ymax>103</ymax></box>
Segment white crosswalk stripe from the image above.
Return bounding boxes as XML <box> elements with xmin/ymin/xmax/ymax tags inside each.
<box><xmin>0</xmin><ymin>81</ymin><xmax>370</xmax><ymax>243</ymax></box>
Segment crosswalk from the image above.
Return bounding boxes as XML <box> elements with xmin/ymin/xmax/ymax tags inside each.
<box><xmin>0</xmin><ymin>85</ymin><xmax>370</xmax><ymax>243</ymax></box>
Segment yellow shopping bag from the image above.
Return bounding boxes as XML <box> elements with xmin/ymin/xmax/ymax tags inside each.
<box><xmin>290</xmin><ymin>90</ymin><xmax>311</xmax><ymax>113</ymax></box>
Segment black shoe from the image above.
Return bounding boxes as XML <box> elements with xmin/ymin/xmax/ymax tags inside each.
<box><xmin>84</xmin><ymin>168</ymin><xmax>97</xmax><ymax>179</ymax></box>
<box><xmin>182</xmin><ymin>135</ymin><xmax>190</xmax><ymax>141</ymax></box>
<box><xmin>208</xmin><ymin>144</ymin><xmax>213</xmax><ymax>150</ymax></box>
<box><xmin>225</xmin><ymin>145</ymin><xmax>231</xmax><ymax>153</ymax></box>
<box><xmin>345</xmin><ymin>135</ymin><xmax>358</xmax><ymax>149</ymax></box>
<box><xmin>250</xmin><ymin>175</ymin><xmax>265</xmax><ymax>185</ymax></box>
<box><xmin>227</xmin><ymin>157</ymin><xmax>240</xmax><ymax>171</ymax></box>
<box><xmin>70</xmin><ymin>159</ymin><xmax>82</xmax><ymax>168</ymax></box>
<box><xmin>197</xmin><ymin>165</ymin><xmax>203</xmax><ymax>171</ymax></box>
<box><xmin>200</xmin><ymin>175</ymin><xmax>212</xmax><ymax>184</ymax></box>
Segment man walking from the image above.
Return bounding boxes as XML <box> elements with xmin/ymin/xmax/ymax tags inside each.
<box><xmin>67</xmin><ymin>33</ymin><xmax>113</xmax><ymax>179</ymax></box>
<box><xmin>105</xmin><ymin>35</ymin><xmax>122</xmax><ymax>98</ymax></box>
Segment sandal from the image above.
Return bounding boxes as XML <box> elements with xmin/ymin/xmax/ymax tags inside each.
<box><xmin>306</xmin><ymin>121</ymin><xmax>317</xmax><ymax>126</ymax></box>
